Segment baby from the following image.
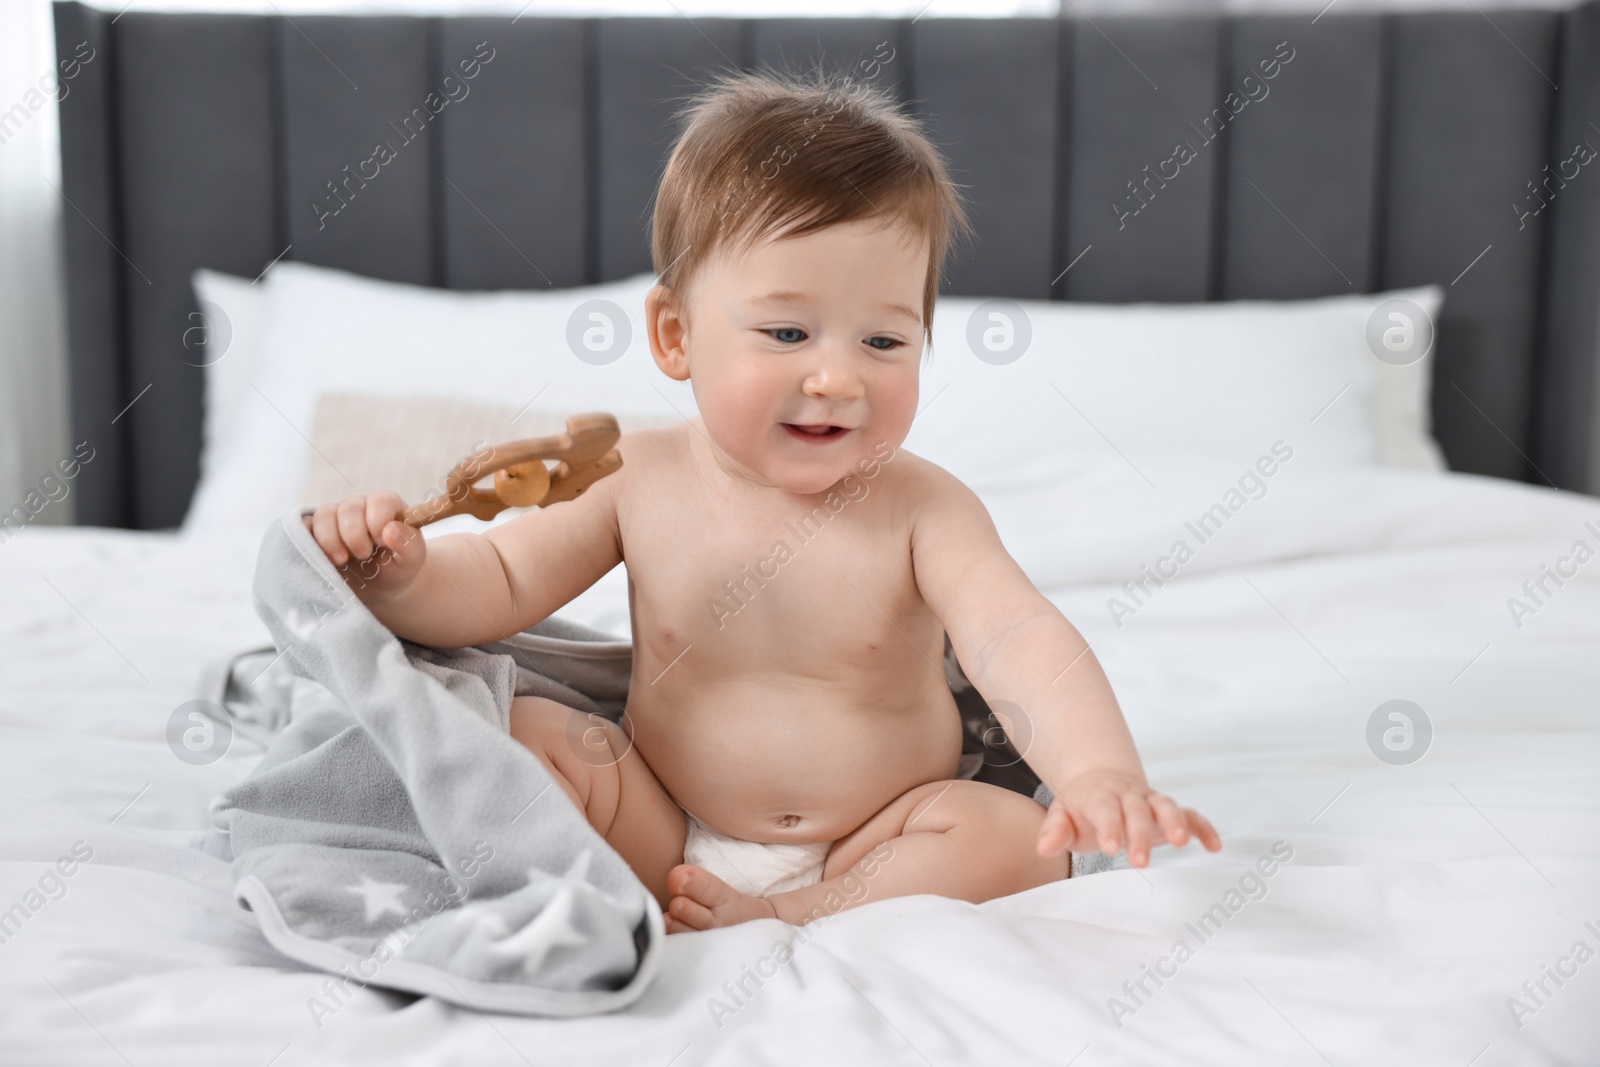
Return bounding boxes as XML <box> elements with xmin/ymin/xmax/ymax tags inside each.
<box><xmin>306</xmin><ymin>69</ymin><xmax>1220</xmax><ymax>934</ymax></box>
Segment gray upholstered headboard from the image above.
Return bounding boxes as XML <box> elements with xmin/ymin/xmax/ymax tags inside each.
<box><xmin>53</xmin><ymin>1</ymin><xmax>1600</xmax><ymax>529</ymax></box>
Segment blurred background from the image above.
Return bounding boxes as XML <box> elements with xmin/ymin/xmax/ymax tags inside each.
<box><xmin>0</xmin><ymin>0</ymin><xmax>1591</xmax><ymax>526</ymax></box>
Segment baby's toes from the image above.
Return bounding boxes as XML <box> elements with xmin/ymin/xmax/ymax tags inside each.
<box><xmin>668</xmin><ymin>894</ymin><xmax>715</xmax><ymax>932</ymax></box>
<box><xmin>670</xmin><ymin>863</ymin><xmax>732</xmax><ymax>905</ymax></box>
<box><xmin>663</xmin><ymin>913</ymin><xmax>698</xmax><ymax>935</ymax></box>
<box><xmin>666</xmin><ymin>863</ymin><xmax>775</xmax><ymax>929</ymax></box>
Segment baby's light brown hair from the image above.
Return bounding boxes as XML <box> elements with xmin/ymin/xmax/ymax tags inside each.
<box><xmin>650</xmin><ymin>66</ymin><xmax>972</xmax><ymax>345</ymax></box>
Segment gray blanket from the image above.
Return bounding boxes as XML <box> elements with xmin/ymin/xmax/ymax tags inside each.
<box><xmin>203</xmin><ymin>507</ymin><xmax>1112</xmax><ymax>1019</ymax></box>
<box><xmin>206</xmin><ymin>508</ymin><xmax>663</xmax><ymax>1017</ymax></box>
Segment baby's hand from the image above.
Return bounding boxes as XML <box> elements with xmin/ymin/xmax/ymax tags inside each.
<box><xmin>303</xmin><ymin>491</ymin><xmax>426</xmax><ymax>601</ymax></box>
<box><xmin>1036</xmin><ymin>770</ymin><xmax>1221</xmax><ymax>867</ymax></box>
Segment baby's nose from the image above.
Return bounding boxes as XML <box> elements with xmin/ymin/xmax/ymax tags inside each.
<box><xmin>801</xmin><ymin>348</ymin><xmax>865</xmax><ymax>400</ymax></box>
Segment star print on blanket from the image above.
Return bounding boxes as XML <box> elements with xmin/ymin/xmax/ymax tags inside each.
<box><xmin>206</xmin><ymin>507</ymin><xmax>663</xmax><ymax>1017</ymax></box>
<box><xmin>346</xmin><ymin>874</ymin><xmax>409</xmax><ymax>922</ymax></box>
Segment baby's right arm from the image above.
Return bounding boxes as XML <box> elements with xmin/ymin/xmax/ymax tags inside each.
<box><xmin>304</xmin><ymin>462</ymin><xmax>624</xmax><ymax>648</ymax></box>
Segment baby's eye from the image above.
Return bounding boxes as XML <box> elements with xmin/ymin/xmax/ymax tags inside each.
<box><xmin>767</xmin><ymin>327</ymin><xmax>807</xmax><ymax>344</ymax></box>
<box><xmin>864</xmin><ymin>336</ymin><xmax>904</xmax><ymax>351</ymax></box>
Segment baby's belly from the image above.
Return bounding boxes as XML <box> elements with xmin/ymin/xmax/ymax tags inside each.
<box><xmin>629</xmin><ymin>675</ymin><xmax>964</xmax><ymax>844</ymax></box>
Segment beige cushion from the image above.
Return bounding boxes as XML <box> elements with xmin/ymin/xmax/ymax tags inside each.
<box><xmin>300</xmin><ymin>392</ymin><xmax>678</xmax><ymax>509</ymax></box>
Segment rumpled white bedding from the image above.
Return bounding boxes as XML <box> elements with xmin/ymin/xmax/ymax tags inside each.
<box><xmin>2</xmin><ymin>463</ymin><xmax>1597</xmax><ymax>1066</ymax></box>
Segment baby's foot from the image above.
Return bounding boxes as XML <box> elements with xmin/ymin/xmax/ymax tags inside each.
<box><xmin>664</xmin><ymin>864</ymin><xmax>778</xmax><ymax>933</ymax></box>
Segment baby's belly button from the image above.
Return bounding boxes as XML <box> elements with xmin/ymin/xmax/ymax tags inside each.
<box><xmin>735</xmin><ymin>811</ymin><xmax>833</xmax><ymax>841</ymax></box>
<box><xmin>723</xmin><ymin>785</ymin><xmax>890</xmax><ymax>840</ymax></box>
<box><xmin>649</xmin><ymin>702</ymin><xmax>960</xmax><ymax>835</ymax></box>
<box><xmin>680</xmin><ymin>786</ymin><xmax>850</xmax><ymax>839</ymax></box>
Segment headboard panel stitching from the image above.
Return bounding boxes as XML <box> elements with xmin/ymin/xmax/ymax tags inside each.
<box><xmin>47</xmin><ymin>3</ymin><xmax>1600</xmax><ymax>528</ymax></box>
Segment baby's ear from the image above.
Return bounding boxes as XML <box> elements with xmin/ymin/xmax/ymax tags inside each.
<box><xmin>645</xmin><ymin>284</ymin><xmax>691</xmax><ymax>381</ymax></box>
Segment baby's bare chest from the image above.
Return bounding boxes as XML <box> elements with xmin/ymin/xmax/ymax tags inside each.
<box><xmin>619</xmin><ymin>475</ymin><xmax>934</xmax><ymax>676</ymax></box>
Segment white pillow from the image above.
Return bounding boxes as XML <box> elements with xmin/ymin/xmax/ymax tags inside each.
<box><xmin>1369</xmin><ymin>294</ymin><xmax>1445</xmax><ymax>469</ymax></box>
<box><xmin>184</xmin><ymin>262</ymin><xmax>1444</xmax><ymax>536</ymax></box>
<box><xmin>906</xmin><ymin>285</ymin><xmax>1444</xmax><ymax>493</ymax></box>
<box><xmin>181</xmin><ymin>263</ymin><xmax>696</xmax><ymax>537</ymax></box>
<box><xmin>190</xmin><ymin>268</ymin><xmax>269</xmax><ymax>502</ymax></box>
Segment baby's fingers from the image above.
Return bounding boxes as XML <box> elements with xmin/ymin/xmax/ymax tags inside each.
<box><xmin>338</xmin><ymin>497</ymin><xmax>376</xmax><ymax>561</ymax></box>
<box><xmin>1122</xmin><ymin>794</ymin><xmax>1156</xmax><ymax>867</ymax></box>
<box><xmin>311</xmin><ymin>504</ymin><xmax>348</xmax><ymax>566</ymax></box>
<box><xmin>366</xmin><ymin>493</ymin><xmax>405</xmax><ymax>546</ymax></box>
<box><xmin>1150</xmin><ymin>793</ymin><xmax>1191</xmax><ymax>847</ymax></box>
<box><xmin>1035</xmin><ymin>801</ymin><xmax>1075</xmax><ymax>856</ymax></box>
<box><xmin>1085</xmin><ymin>792</ymin><xmax>1124</xmax><ymax>856</ymax></box>
<box><xmin>1184</xmin><ymin>808</ymin><xmax>1223</xmax><ymax>852</ymax></box>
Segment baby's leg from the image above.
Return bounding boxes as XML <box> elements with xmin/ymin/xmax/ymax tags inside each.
<box><xmin>668</xmin><ymin>779</ymin><xmax>1068</xmax><ymax>931</ymax></box>
<box><xmin>507</xmin><ymin>696</ymin><xmax>686</xmax><ymax>911</ymax></box>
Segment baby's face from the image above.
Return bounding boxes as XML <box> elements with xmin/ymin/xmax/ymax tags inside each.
<box><xmin>650</xmin><ymin>217</ymin><xmax>928</xmax><ymax>496</ymax></box>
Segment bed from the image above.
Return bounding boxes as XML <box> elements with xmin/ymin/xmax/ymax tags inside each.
<box><xmin>6</xmin><ymin>2</ymin><xmax>1600</xmax><ymax>1063</ymax></box>
<box><xmin>6</xmin><ymin>458</ymin><xmax>1600</xmax><ymax>1063</ymax></box>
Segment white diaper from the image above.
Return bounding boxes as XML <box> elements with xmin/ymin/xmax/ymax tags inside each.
<box><xmin>680</xmin><ymin>753</ymin><xmax>988</xmax><ymax>898</ymax></box>
<box><xmin>681</xmin><ymin>813</ymin><xmax>833</xmax><ymax>899</ymax></box>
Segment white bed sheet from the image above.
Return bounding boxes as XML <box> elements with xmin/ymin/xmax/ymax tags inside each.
<box><xmin>2</xmin><ymin>466</ymin><xmax>1597</xmax><ymax>1066</ymax></box>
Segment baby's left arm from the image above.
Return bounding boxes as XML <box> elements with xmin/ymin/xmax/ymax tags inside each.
<box><xmin>909</xmin><ymin>465</ymin><xmax>1221</xmax><ymax>867</ymax></box>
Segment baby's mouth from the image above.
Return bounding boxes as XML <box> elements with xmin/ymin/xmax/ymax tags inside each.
<box><xmin>782</xmin><ymin>423</ymin><xmax>850</xmax><ymax>443</ymax></box>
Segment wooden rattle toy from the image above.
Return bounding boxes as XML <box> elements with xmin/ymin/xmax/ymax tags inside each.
<box><xmin>399</xmin><ymin>412</ymin><xmax>622</xmax><ymax>528</ymax></box>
